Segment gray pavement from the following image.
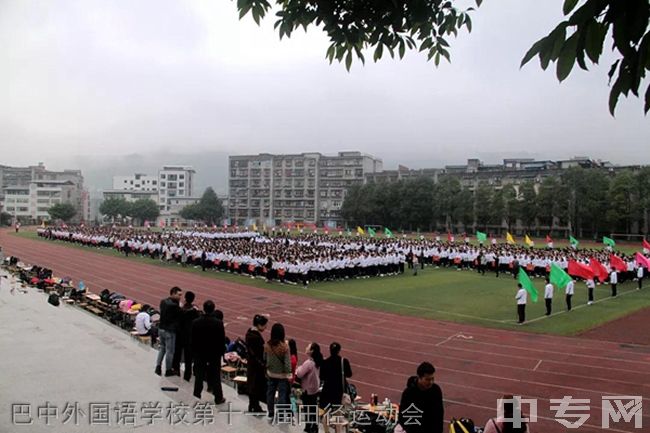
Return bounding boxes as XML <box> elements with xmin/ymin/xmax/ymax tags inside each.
<box><xmin>0</xmin><ymin>268</ymin><xmax>302</xmax><ymax>433</ymax></box>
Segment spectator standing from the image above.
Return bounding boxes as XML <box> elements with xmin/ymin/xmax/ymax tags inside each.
<box><xmin>155</xmin><ymin>286</ymin><xmax>182</xmax><ymax>376</ymax></box>
<box><xmin>319</xmin><ymin>342</ymin><xmax>353</xmax><ymax>413</ymax></box>
<box><xmin>172</xmin><ymin>291</ymin><xmax>200</xmax><ymax>380</ymax></box>
<box><xmin>264</xmin><ymin>323</ymin><xmax>292</xmax><ymax>420</ymax></box>
<box><xmin>245</xmin><ymin>314</ymin><xmax>268</xmax><ymax>414</ymax></box>
<box><xmin>190</xmin><ymin>300</ymin><xmax>226</xmax><ymax>404</ymax></box>
<box><xmin>397</xmin><ymin>362</ymin><xmax>444</xmax><ymax>433</ymax></box>
<box><xmin>296</xmin><ymin>342</ymin><xmax>324</xmax><ymax>433</ymax></box>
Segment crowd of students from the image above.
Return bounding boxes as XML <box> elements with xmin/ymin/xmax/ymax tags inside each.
<box><xmin>38</xmin><ymin>226</ymin><xmax>646</xmax><ymax>287</ymax></box>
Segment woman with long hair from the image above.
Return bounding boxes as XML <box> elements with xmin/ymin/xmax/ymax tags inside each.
<box><xmin>295</xmin><ymin>342</ymin><xmax>324</xmax><ymax>433</ymax></box>
<box><xmin>264</xmin><ymin>323</ymin><xmax>292</xmax><ymax>419</ymax></box>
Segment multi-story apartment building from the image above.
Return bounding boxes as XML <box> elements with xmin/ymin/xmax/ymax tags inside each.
<box><xmin>102</xmin><ymin>166</ymin><xmax>199</xmax><ymax>226</ymax></box>
<box><xmin>228</xmin><ymin>151</ymin><xmax>382</xmax><ymax>227</ymax></box>
<box><xmin>0</xmin><ymin>163</ymin><xmax>85</xmax><ymax>223</ymax></box>
<box><xmin>112</xmin><ymin>173</ymin><xmax>159</xmax><ymax>191</ymax></box>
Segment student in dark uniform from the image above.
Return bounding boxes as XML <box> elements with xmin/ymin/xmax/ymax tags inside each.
<box><xmin>172</xmin><ymin>291</ymin><xmax>200</xmax><ymax>380</ymax></box>
<box><xmin>319</xmin><ymin>342</ymin><xmax>352</xmax><ymax>412</ymax></box>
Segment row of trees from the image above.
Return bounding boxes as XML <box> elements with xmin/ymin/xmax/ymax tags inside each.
<box><xmin>340</xmin><ymin>167</ymin><xmax>650</xmax><ymax>237</ymax></box>
<box><xmin>98</xmin><ymin>187</ymin><xmax>224</xmax><ymax>226</ymax></box>
<box><xmin>99</xmin><ymin>198</ymin><xmax>160</xmax><ymax>225</ymax></box>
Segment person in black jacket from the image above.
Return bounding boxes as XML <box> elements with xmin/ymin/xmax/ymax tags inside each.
<box><xmin>191</xmin><ymin>300</ymin><xmax>226</xmax><ymax>404</ymax></box>
<box><xmin>319</xmin><ymin>342</ymin><xmax>352</xmax><ymax>411</ymax></box>
<box><xmin>172</xmin><ymin>291</ymin><xmax>201</xmax><ymax>381</ymax></box>
<box><xmin>398</xmin><ymin>362</ymin><xmax>444</xmax><ymax>433</ymax></box>
<box><xmin>155</xmin><ymin>286</ymin><xmax>182</xmax><ymax>377</ymax></box>
<box><xmin>245</xmin><ymin>314</ymin><xmax>268</xmax><ymax>413</ymax></box>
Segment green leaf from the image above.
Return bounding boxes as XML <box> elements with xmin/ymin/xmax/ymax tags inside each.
<box><xmin>464</xmin><ymin>14</ymin><xmax>472</xmax><ymax>33</ymax></box>
<box><xmin>398</xmin><ymin>39</ymin><xmax>406</xmax><ymax>59</ymax></box>
<box><xmin>345</xmin><ymin>50</ymin><xmax>352</xmax><ymax>71</ymax></box>
<box><xmin>520</xmin><ymin>39</ymin><xmax>545</xmax><ymax>68</ymax></box>
<box><xmin>475</xmin><ymin>0</ymin><xmax>483</xmax><ymax>7</ymax></box>
<box><xmin>644</xmin><ymin>82</ymin><xmax>650</xmax><ymax>114</ymax></box>
<box><xmin>373</xmin><ymin>43</ymin><xmax>383</xmax><ymax>62</ymax></box>
<box><xmin>557</xmin><ymin>32</ymin><xmax>580</xmax><ymax>81</ymax></box>
<box><xmin>585</xmin><ymin>21</ymin><xmax>606</xmax><ymax>64</ymax></box>
<box><xmin>563</xmin><ymin>0</ymin><xmax>580</xmax><ymax>16</ymax></box>
<box><xmin>608</xmin><ymin>59</ymin><xmax>620</xmax><ymax>83</ymax></box>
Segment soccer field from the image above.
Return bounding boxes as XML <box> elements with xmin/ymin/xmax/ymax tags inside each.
<box><xmin>12</xmin><ymin>230</ymin><xmax>650</xmax><ymax>336</ymax></box>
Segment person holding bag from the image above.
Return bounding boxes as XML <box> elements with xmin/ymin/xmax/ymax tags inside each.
<box><xmin>319</xmin><ymin>342</ymin><xmax>353</xmax><ymax>413</ymax></box>
<box><xmin>295</xmin><ymin>342</ymin><xmax>324</xmax><ymax>433</ymax></box>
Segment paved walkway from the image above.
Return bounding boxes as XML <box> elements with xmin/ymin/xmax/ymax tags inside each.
<box><xmin>0</xmin><ymin>269</ymin><xmax>301</xmax><ymax>433</ymax></box>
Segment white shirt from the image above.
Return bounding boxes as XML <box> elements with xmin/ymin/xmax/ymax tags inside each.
<box><xmin>516</xmin><ymin>288</ymin><xmax>527</xmax><ymax>305</ymax></box>
<box><xmin>586</xmin><ymin>279</ymin><xmax>595</xmax><ymax>289</ymax></box>
<box><xmin>135</xmin><ymin>312</ymin><xmax>151</xmax><ymax>334</ymax></box>
<box><xmin>638</xmin><ymin>267</ymin><xmax>644</xmax><ymax>279</ymax></box>
<box><xmin>566</xmin><ymin>280</ymin><xmax>575</xmax><ymax>295</ymax></box>
<box><xmin>544</xmin><ymin>283</ymin><xmax>554</xmax><ymax>299</ymax></box>
<box><xmin>610</xmin><ymin>271</ymin><xmax>618</xmax><ymax>284</ymax></box>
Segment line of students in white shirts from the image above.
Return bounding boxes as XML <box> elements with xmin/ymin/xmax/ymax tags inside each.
<box><xmin>515</xmin><ymin>266</ymin><xmax>644</xmax><ymax>324</ymax></box>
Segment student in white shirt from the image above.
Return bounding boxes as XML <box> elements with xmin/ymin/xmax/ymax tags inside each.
<box><xmin>515</xmin><ymin>284</ymin><xmax>527</xmax><ymax>324</ymax></box>
<box><xmin>637</xmin><ymin>266</ymin><xmax>644</xmax><ymax>290</ymax></box>
<box><xmin>586</xmin><ymin>278</ymin><xmax>595</xmax><ymax>305</ymax></box>
<box><xmin>543</xmin><ymin>278</ymin><xmax>554</xmax><ymax>316</ymax></box>
<box><xmin>610</xmin><ymin>270</ymin><xmax>618</xmax><ymax>297</ymax></box>
<box><xmin>565</xmin><ymin>279</ymin><xmax>575</xmax><ymax>311</ymax></box>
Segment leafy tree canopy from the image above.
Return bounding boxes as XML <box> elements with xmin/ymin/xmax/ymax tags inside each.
<box><xmin>179</xmin><ymin>187</ymin><xmax>224</xmax><ymax>225</ymax></box>
<box><xmin>99</xmin><ymin>197</ymin><xmax>132</xmax><ymax>218</ymax></box>
<box><xmin>48</xmin><ymin>203</ymin><xmax>77</xmax><ymax>222</ymax></box>
<box><xmin>237</xmin><ymin>0</ymin><xmax>649</xmax><ymax>114</ymax></box>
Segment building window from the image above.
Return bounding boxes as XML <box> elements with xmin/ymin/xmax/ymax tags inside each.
<box><xmin>160</xmin><ymin>174</ymin><xmax>166</xmax><ymax>179</ymax></box>
<box><xmin>179</xmin><ymin>174</ymin><xmax>184</xmax><ymax>179</ymax></box>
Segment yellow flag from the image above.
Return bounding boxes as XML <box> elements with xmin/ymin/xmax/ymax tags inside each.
<box><xmin>356</xmin><ymin>226</ymin><xmax>365</xmax><ymax>235</ymax></box>
<box><xmin>524</xmin><ymin>234</ymin><xmax>534</xmax><ymax>247</ymax></box>
<box><xmin>252</xmin><ymin>223</ymin><xmax>258</xmax><ymax>231</ymax></box>
<box><xmin>506</xmin><ymin>232</ymin><xmax>515</xmax><ymax>244</ymax></box>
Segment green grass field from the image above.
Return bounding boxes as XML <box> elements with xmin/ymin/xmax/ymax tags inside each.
<box><xmin>12</xmin><ymin>230</ymin><xmax>650</xmax><ymax>336</ymax></box>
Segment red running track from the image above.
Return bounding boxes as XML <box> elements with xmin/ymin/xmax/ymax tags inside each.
<box><xmin>2</xmin><ymin>230</ymin><xmax>649</xmax><ymax>433</ymax></box>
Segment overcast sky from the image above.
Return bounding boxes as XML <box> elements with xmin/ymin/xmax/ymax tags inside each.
<box><xmin>1</xmin><ymin>0</ymin><xmax>649</xmax><ymax>182</ymax></box>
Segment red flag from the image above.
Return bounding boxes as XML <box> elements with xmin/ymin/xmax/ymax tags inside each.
<box><xmin>546</xmin><ymin>234</ymin><xmax>553</xmax><ymax>243</ymax></box>
<box><xmin>589</xmin><ymin>258</ymin><xmax>609</xmax><ymax>281</ymax></box>
<box><xmin>635</xmin><ymin>252</ymin><xmax>650</xmax><ymax>269</ymax></box>
<box><xmin>447</xmin><ymin>232</ymin><xmax>455</xmax><ymax>243</ymax></box>
<box><xmin>568</xmin><ymin>260</ymin><xmax>595</xmax><ymax>280</ymax></box>
<box><xmin>609</xmin><ymin>254</ymin><xmax>628</xmax><ymax>272</ymax></box>
<box><xmin>643</xmin><ymin>239</ymin><xmax>650</xmax><ymax>251</ymax></box>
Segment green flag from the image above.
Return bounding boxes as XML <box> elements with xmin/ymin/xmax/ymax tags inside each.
<box><xmin>367</xmin><ymin>227</ymin><xmax>376</xmax><ymax>237</ymax></box>
<box><xmin>384</xmin><ymin>227</ymin><xmax>393</xmax><ymax>238</ymax></box>
<box><xmin>476</xmin><ymin>231</ymin><xmax>487</xmax><ymax>243</ymax></box>
<box><xmin>517</xmin><ymin>268</ymin><xmax>538</xmax><ymax>303</ymax></box>
<box><xmin>569</xmin><ymin>236</ymin><xmax>579</xmax><ymax>247</ymax></box>
<box><xmin>603</xmin><ymin>236</ymin><xmax>616</xmax><ymax>247</ymax></box>
<box><xmin>550</xmin><ymin>263</ymin><xmax>572</xmax><ymax>289</ymax></box>
<box><xmin>346</xmin><ymin>228</ymin><xmax>352</xmax><ymax>236</ymax></box>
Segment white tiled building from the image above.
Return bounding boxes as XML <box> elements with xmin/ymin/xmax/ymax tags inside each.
<box><xmin>0</xmin><ymin>163</ymin><xmax>85</xmax><ymax>223</ymax></box>
<box><xmin>228</xmin><ymin>152</ymin><xmax>382</xmax><ymax>227</ymax></box>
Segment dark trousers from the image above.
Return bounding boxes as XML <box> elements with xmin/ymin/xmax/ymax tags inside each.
<box><xmin>566</xmin><ymin>294</ymin><xmax>573</xmax><ymax>311</ymax></box>
<box><xmin>639</xmin><ymin>278</ymin><xmax>643</xmax><ymax>290</ymax></box>
<box><xmin>301</xmin><ymin>392</ymin><xmax>319</xmax><ymax>432</ymax></box>
<box><xmin>172</xmin><ymin>338</ymin><xmax>192</xmax><ymax>380</ymax></box>
<box><xmin>545</xmin><ymin>298</ymin><xmax>552</xmax><ymax>316</ymax></box>
<box><xmin>517</xmin><ymin>304</ymin><xmax>526</xmax><ymax>323</ymax></box>
<box><xmin>588</xmin><ymin>287</ymin><xmax>594</xmax><ymax>302</ymax></box>
<box><xmin>193</xmin><ymin>358</ymin><xmax>223</xmax><ymax>401</ymax></box>
<box><xmin>612</xmin><ymin>283</ymin><xmax>617</xmax><ymax>297</ymax></box>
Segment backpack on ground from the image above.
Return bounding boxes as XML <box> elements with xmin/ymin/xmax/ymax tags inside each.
<box><xmin>47</xmin><ymin>293</ymin><xmax>60</xmax><ymax>307</ymax></box>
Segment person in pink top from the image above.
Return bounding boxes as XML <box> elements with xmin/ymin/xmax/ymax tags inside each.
<box><xmin>483</xmin><ymin>395</ymin><xmax>530</xmax><ymax>433</ymax></box>
<box><xmin>295</xmin><ymin>342</ymin><xmax>324</xmax><ymax>433</ymax></box>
